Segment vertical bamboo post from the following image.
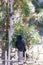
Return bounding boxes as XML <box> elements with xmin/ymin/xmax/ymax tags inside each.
<box><xmin>38</xmin><ymin>46</ymin><xmax>39</xmax><ymax>65</ymax></box>
<box><xmin>7</xmin><ymin>0</ymin><xmax>13</xmax><ymax>65</ymax></box>
<box><xmin>5</xmin><ymin>51</ymin><xmax>7</xmax><ymax>65</ymax></box>
<box><xmin>25</xmin><ymin>52</ymin><xmax>26</xmax><ymax>61</ymax></box>
<box><xmin>32</xmin><ymin>51</ymin><xmax>33</xmax><ymax>65</ymax></box>
<box><xmin>7</xmin><ymin>0</ymin><xmax>10</xmax><ymax>65</ymax></box>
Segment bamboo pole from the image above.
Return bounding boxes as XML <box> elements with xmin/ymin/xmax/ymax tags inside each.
<box><xmin>7</xmin><ymin>0</ymin><xmax>13</xmax><ymax>65</ymax></box>
<box><xmin>5</xmin><ymin>51</ymin><xmax>7</xmax><ymax>65</ymax></box>
<box><xmin>7</xmin><ymin>0</ymin><xmax>11</xmax><ymax>65</ymax></box>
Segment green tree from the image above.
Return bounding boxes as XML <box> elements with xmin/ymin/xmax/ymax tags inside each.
<box><xmin>0</xmin><ymin>1</ymin><xmax>8</xmax><ymax>43</ymax></box>
<box><xmin>10</xmin><ymin>0</ymin><xmax>40</xmax><ymax>48</ymax></box>
<box><xmin>11</xmin><ymin>22</ymin><xmax>40</xmax><ymax>48</ymax></box>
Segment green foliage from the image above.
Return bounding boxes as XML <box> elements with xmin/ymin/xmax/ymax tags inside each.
<box><xmin>29</xmin><ymin>26</ymin><xmax>40</xmax><ymax>44</ymax></box>
<box><xmin>21</xmin><ymin>0</ymin><xmax>30</xmax><ymax>16</ymax></box>
<box><xmin>13</xmin><ymin>0</ymin><xmax>30</xmax><ymax>16</ymax></box>
<box><xmin>21</xmin><ymin>4</ymin><xmax>30</xmax><ymax>16</ymax></box>
<box><xmin>0</xmin><ymin>18</ymin><xmax>7</xmax><ymax>27</ymax></box>
<box><xmin>37</xmin><ymin>12</ymin><xmax>43</xmax><ymax>24</ymax></box>
<box><xmin>0</xmin><ymin>0</ymin><xmax>41</xmax><ymax>49</ymax></box>
<box><xmin>11</xmin><ymin>22</ymin><xmax>40</xmax><ymax>47</ymax></box>
<box><xmin>0</xmin><ymin>2</ymin><xmax>7</xmax><ymax>26</ymax></box>
<box><xmin>2</xmin><ymin>31</ymin><xmax>8</xmax><ymax>40</ymax></box>
<box><xmin>40</xmin><ymin>2</ymin><xmax>43</xmax><ymax>8</ymax></box>
<box><xmin>29</xmin><ymin>16</ymin><xmax>35</xmax><ymax>26</ymax></box>
<box><xmin>13</xmin><ymin>3</ymin><xmax>18</xmax><ymax>9</ymax></box>
<box><xmin>32</xmin><ymin>0</ymin><xmax>40</xmax><ymax>8</ymax></box>
<box><xmin>0</xmin><ymin>1</ymin><xmax>8</xmax><ymax>49</ymax></box>
<box><xmin>32</xmin><ymin>0</ymin><xmax>40</xmax><ymax>13</ymax></box>
<box><xmin>27</xmin><ymin>25</ymin><xmax>40</xmax><ymax>44</ymax></box>
<box><xmin>2</xmin><ymin>30</ymin><xmax>8</xmax><ymax>49</ymax></box>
